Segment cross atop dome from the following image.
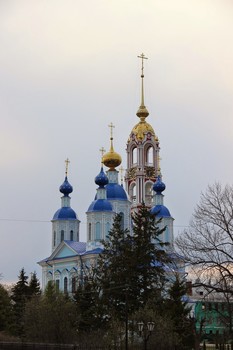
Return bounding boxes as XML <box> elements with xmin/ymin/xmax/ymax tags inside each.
<box><xmin>137</xmin><ymin>53</ymin><xmax>149</xmax><ymax>121</ymax></box>
<box><xmin>65</xmin><ymin>158</ymin><xmax>70</xmax><ymax>176</ymax></box>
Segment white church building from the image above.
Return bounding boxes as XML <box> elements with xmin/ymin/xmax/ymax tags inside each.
<box><xmin>38</xmin><ymin>56</ymin><xmax>175</xmax><ymax>293</ymax></box>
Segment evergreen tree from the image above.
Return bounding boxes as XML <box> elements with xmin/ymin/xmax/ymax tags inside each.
<box><xmin>0</xmin><ymin>284</ymin><xmax>13</xmax><ymax>332</ymax></box>
<box><xmin>28</xmin><ymin>272</ymin><xmax>41</xmax><ymax>297</ymax></box>
<box><xmin>11</xmin><ymin>268</ymin><xmax>29</xmax><ymax>336</ymax></box>
<box><xmin>96</xmin><ymin>204</ymin><xmax>169</xmax><ymax>322</ymax></box>
<box><xmin>165</xmin><ymin>275</ymin><xmax>194</xmax><ymax>350</ymax></box>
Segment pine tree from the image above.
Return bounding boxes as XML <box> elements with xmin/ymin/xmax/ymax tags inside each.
<box><xmin>11</xmin><ymin>268</ymin><xmax>29</xmax><ymax>336</ymax></box>
<box><xmin>165</xmin><ymin>275</ymin><xmax>194</xmax><ymax>350</ymax></box>
<box><xmin>28</xmin><ymin>272</ymin><xmax>41</xmax><ymax>297</ymax></box>
<box><xmin>0</xmin><ymin>284</ymin><xmax>13</xmax><ymax>332</ymax></box>
<box><xmin>96</xmin><ymin>204</ymin><xmax>169</xmax><ymax>322</ymax></box>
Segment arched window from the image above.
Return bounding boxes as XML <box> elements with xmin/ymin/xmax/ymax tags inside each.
<box><xmin>55</xmin><ymin>279</ymin><xmax>60</xmax><ymax>291</ymax></box>
<box><xmin>88</xmin><ymin>223</ymin><xmax>91</xmax><ymax>241</ymax></box>
<box><xmin>96</xmin><ymin>222</ymin><xmax>101</xmax><ymax>240</ymax></box>
<box><xmin>61</xmin><ymin>230</ymin><xmax>64</xmax><ymax>242</ymax></box>
<box><xmin>105</xmin><ymin>222</ymin><xmax>110</xmax><ymax>239</ymax></box>
<box><xmin>146</xmin><ymin>146</ymin><xmax>154</xmax><ymax>165</ymax></box>
<box><xmin>132</xmin><ymin>147</ymin><xmax>137</xmax><ymax>164</ymax></box>
<box><xmin>72</xmin><ymin>277</ymin><xmax>76</xmax><ymax>293</ymax></box>
<box><xmin>77</xmin><ymin>231</ymin><xmax>79</xmax><ymax>242</ymax></box>
<box><xmin>70</xmin><ymin>230</ymin><xmax>73</xmax><ymax>241</ymax></box>
<box><xmin>53</xmin><ymin>231</ymin><xmax>56</xmax><ymax>246</ymax></box>
<box><xmin>119</xmin><ymin>212</ymin><xmax>124</xmax><ymax>230</ymax></box>
<box><xmin>64</xmin><ymin>277</ymin><xmax>68</xmax><ymax>293</ymax></box>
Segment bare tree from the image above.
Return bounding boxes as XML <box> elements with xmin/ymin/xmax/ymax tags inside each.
<box><xmin>176</xmin><ymin>183</ymin><xmax>233</xmax><ymax>333</ymax></box>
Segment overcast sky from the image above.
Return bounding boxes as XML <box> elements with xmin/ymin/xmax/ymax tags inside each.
<box><xmin>0</xmin><ymin>0</ymin><xmax>233</xmax><ymax>284</ymax></box>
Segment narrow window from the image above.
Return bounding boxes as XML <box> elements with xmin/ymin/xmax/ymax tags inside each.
<box><xmin>61</xmin><ymin>230</ymin><xmax>64</xmax><ymax>242</ymax></box>
<box><xmin>53</xmin><ymin>231</ymin><xmax>56</xmax><ymax>246</ymax></box>
<box><xmin>88</xmin><ymin>223</ymin><xmax>91</xmax><ymax>241</ymax></box>
<box><xmin>72</xmin><ymin>277</ymin><xmax>76</xmax><ymax>293</ymax></box>
<box><xmin>64</xmin><ymin>277</ymin><xmax>68</xmax><ymax>293</ymax></box>
<box><xmin>146</xmin><ymin>146</ymin><xmax>153</xmax><ymax>165</ymax></box>
<box><xmin>70</xmin><ymin>230</ymin><xmax>73</xmax><ymax>241</ymax></box>
<box><xmin>132</xmin><ymin>147</ymin><xmax>137</xmax><ymax>164</ymax></box>
<box><xmin>96</xmin><ymin>222</ymin><xmax>101</xmax><ymax>240</ymax></box>
<box><xmin>55</xmin><ymin>279</ymin><xmax>60</xmax><ymax>291</ymax></box>
<box><xmin>119</xmin><ymin>212</ymin><xmax>124</xmax><ymax>230</ymax></box>
<box><xmin>106</xmin><ymin>222</ymin><xmax>110</xmax><ymax>239</ymax></box>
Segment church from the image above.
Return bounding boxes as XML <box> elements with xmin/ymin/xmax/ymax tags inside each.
<box><xmin>38</xmin><ymin>55</ymin><xmax>175</xmax><ymax>293</ymax></box>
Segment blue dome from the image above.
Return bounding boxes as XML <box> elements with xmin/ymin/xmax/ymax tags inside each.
<box><xmin>95</xmin><ymin>166</ymin><xmax>109</xmax><ymax>188</ymax></box>
<box><xmin>153</xmin><ymin>175</ymin><xmax>166</xmax><ymax>194</ymax></box>
<box><xmin>53</xmin><ymin>207</ymin><xmax>77</xmax><ymax>220</ymax></box>
<box><xmin>106</xmin><ymin>183</ymin><xmax>128</xmax><ymax>200</ymax></box>
<box><xmin>87</xmin><ymin>199</ymin><xmax>113</xmax><ymax>212</ymax></box>
<box><xmin>59</xmin><ymin>176</ymin><xmax>73</xmax><ymax>196</ymax></box>
<box><xmin>150</xmin><ymin>204</ymin><xmax>171</xmax><ymax>217</ymax></box>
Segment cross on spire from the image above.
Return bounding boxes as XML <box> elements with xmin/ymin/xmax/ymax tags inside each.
<box><xmin>108</xmin><ymin>122</ymin><xmax>115</xmax><ymax>139</ymax></box>
<box><xmin>137</xmin><ymin>53</ymin><xmax>148</xmax><ymax>78</ymax></box>
<box><xmin>65</xmin><ymin>158</ymin><xmax>70</xmax><ymax>176</ymax></box>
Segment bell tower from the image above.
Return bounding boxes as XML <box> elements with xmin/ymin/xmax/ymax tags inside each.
<box><xmin>125</xmin><ymin>54</ymin><xmax>160</xmax><ymax>209</ymax></box>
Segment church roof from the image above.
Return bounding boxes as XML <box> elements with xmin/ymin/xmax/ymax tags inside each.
<box><xmin>106</xmin><ymin>183</ymin><xmax>128</xmax><ymax>200</ymax></box>
<box><xmin>151</xmin><ymin>204</ymin><xmax>171</xmax><ymax>217</ymax></box>
<box><xmin>87</xmin><ymin>199</ymin><xmax>113</xmax><ymax>212</ymax></box>
<box><xmin>52</xmin><ymin>207</ymin><xmax>77</xmax><ymax>220</ymax></box>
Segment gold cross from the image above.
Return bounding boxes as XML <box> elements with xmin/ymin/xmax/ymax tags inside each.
<box><xmin>99</xmin><ymin>147</ymin><xmax>106</xmax><ymax>157</ymax></box>
<box><xmin>137</xmin><ymin>53</ymin><xmax>148</xmax><ymax>77</ymax></box>
<box><xmin>119</xmin><ymin>166</ymin><xmax>124</xmax><ymax>185</ymax></box>
<box><xmin>65</xmin><ymin>158</ymin><xmax>70</xmax><ymax>176</ymax></box>
<box><xmin>108</xmin><ymin>122</ymin><xmax>115</xmax><ymax>139</ymax></box>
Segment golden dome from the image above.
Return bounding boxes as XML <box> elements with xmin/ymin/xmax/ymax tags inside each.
<box><xmin>102</xmin><ymin>138</ymin><xmax>122</xmax><ymax>170</ymax></box>
<box><xmin>131</xmin><ymin>120</ymin><xmax>156</xmax><ymax>141</ymax></box>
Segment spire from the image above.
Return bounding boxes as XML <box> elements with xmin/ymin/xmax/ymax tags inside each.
<box><xmin>136</xmin><ymin>53</ymin><xmax>149</xmax><ymax>121</ymax></box>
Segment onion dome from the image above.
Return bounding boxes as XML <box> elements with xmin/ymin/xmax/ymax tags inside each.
<box><xmin>53</xmin><ymin>207</ymin><xmax>77</xmax><ymax>220</ymax></box>
<box><xmin>106</xmin><ymin>183</ymin><xmax>128</xmax><ymax>200</ymax></box>
<box><xmin>153</xmin><ymin>175</ymin><xmax>166</xmax><ymax>194</ymax></box>
<box><xmin>87</xmin><ymin>199</ymin><xmax>113</xmax><ymax>212</ymax></box>
<box><xmin>151</xmin><ymin>204</ymin><xmax>171</xmax><ymax>218</ymax></box>
<box><xmin>59</xmin><ymin>176</ymin><xmax>73</xmax><ymax>196</ymax></box>
<box><xmin>102</xmin><ymin>124</ymin><xmax>122</xmax><ymax>170</ymax></box>
<box><xmin>95</xmin><ymin>166</ymin><xmax>109</xmax><ymax>188</ymax></box>
<box><xmin>130</xmin><ymin>121</ymin><xmax>156</xmax><ymax>142</ymax></box>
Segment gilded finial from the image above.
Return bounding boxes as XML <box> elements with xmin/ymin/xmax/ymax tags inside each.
<box><xmin>65</xmin><ymin>158</ymin><xmax>70</xmax><ymax>176</ymax></box>
<box><xmin>137</xmin><ymin>53</ymin><xmax>149</xmax><ymax>121</ymax></box>
<box><xmin>102</xmin><ymin>123</ymin><xmax>122</xmax><ymax>170</ymax></box>
<box><xmin>119</xmin><ymin>166</ymin><xmax>124</xmax><ymax>185</ymax></box>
